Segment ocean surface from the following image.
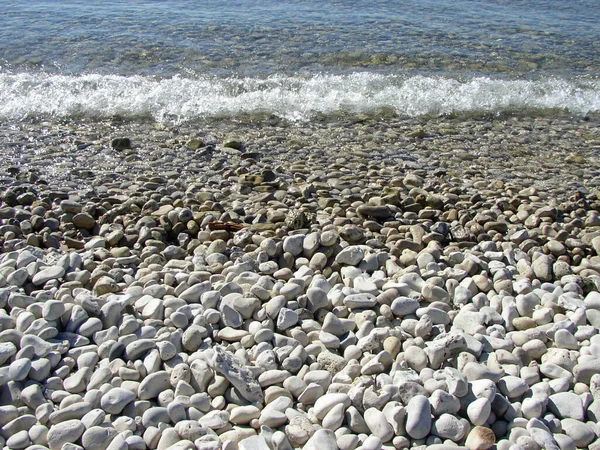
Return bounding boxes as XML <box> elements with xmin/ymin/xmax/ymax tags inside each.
<box><xmin>1</xmin><ymin>0</ymin><xmax>599</xmax><ymax>122</ymax></box>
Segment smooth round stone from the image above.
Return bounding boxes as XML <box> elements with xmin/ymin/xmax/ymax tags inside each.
<box><xmin>230</xmin><ymin>405</ymin><xmax>261</xmax><ymax>425</ymax></box>
<box><xmin>540</xmin><ymin>362</ymin><xmax>573</xmax><ymax>381</ymax></box>
<box><xmin>7</xmin><ymin>267</ymin><xmax>28</xmax><ymax>286</ymax></box>
<box><xmin>282</xmin><ymin>235</ymin><xmax>305</xmax><ymax>256</ymax></box>
<box><xmin>337</xmin><ymin>434</ymin><xmax>360</xmax><ymax>450</ymax></box>
<box><xmin>497</xmin><ymin>376</ymin><xmax>529</xmax><ymax>398</ymax></box>
<box><xmin>303</xmin><ymin>429</ymin><xmax>339</xmax><ymax>450</ymax></box>
<box><xmin>431</xmin><ymin>413</ymin><xmax>466</xmax><ymax>441</ymax></box>
<box><xmin>522</xmin><ymin>397</ymin><xmax>544</xmax><ymax>419</ymax></box>
<box><xmin>554</xmin><ymin>329</ymin><xmax>578</xmax><ymax>350</ymax></box>
<box><xmin>553</xmin><ymin>433</ymin><xmax>576</xmax><ymax>450</ymax></box>
<box><xmin>277</xmin><ymin>307</ymin><xmax>299</xmax><ymax>331</ymax></box>
<box><xmin>6</xmin><ymin>430</ymin><xmax>30</xmax><ymax>449</ymax></box>
<box><xmin>9</xmin><ymin>358</ymin><xmax>32</xmax><ymax>381</ymax></box>
<box><xmin>309</xmin><ymin>253</ymin><xmax>328</xmax><ymax>270</ymax></box>
<box><xmin>467</xmin><ymin>398</ymin><xmax>491</xmax><ymax>426</ymax></box>
<box><xmin>0</xmin><ymin>342</ymin><xmax>17</xmax><ymax>365</ymax></box>
<box><xmin>561</xmin><ymin>418</ymin><xmax>596</xmax><ymax>447</ymax></box>
<box><xmin>465</xmin><ymin>426</ymin><xmax>496</xmax><ymax>450</ymax></box>
<box><xmin>463</xmin><ymin>362</ymin><xmax>504</xmax><ymax>383</ymax></box>
<box><xmin>405</xmin><ymin>395</ymin><xmax>432</xmax><ymax>439</ymax></box>
<box><xmin>43</xmin><ymin>300</ymin><xmax>66</xmax><ymax>321</ymax></box>
<box><xmin>199</xmin><ymin>410</ymin><xmax>229</xmax><ymax>429</ymax></box>
<box><xmin>390</xmin><ymin>296</ymin><xmax>420</xmax><ymax>316</ymax></box>
<box><xmin>320</xmin><ymin>231</ymin><xmax>338</xmax><ymax>246</ymax></box>
<box><xmin>421</xmin><ymin>284</ymin><xmax>449</xmax><ymax>303</ymax></box>
<box><xmin>29</xmin><ymin>424</ymin><xmax>49</xmax><ymax>445</ymax></box>
<box><xmin>100</xmin><ymin>388</ymin><xmax>135</xmax><ymax>414</ymax></box>
<box><xmin>139</xmin><ymin>371</ymin><xmax>170</xmax><ymax>400</ymax></box>
<box><xmin>335</xmin><ymin>246</ymin><xmax>365</xmax><ymax>266</ymax></box>
<box><xmin>430</xmin><ymin>389</ymin><xmax>461</xmax><ymax>415</ymax></box>
<box><xmin>573</xmin><ymin>360</ymin><xmax>600</xmax><ymax>384</ymax></box>
<box><xmin>314</xmin><ymin>393</ymin><xmax>350</xmax><ymax>420</ymax></box>
<box><xmin>364</xmin><ymin>407</ymin><xmax>394</xmax><ymax>442</ymax></box>
<box><xmin>306</xmin><ymin>287</ymin><xmax>329</xmax><ymax>311</ymax></box>
<box><xmin>321</xmin><ymin>403</ymin><xmax>346</xmax><ymax>430</ymax></box>
<box><xmin>81</xmin><ymin>426</ymin><xmax>119</xmax><ymax>450</ymax></box>
<box><xmin>259</xmin><ymin>409</ymin><xmax>287</xmax><ymax>428</ymax></box>
<box><xmin>360</xmin><ymin>435</ymin><xmax>383</xmax><ymax>450</ymax></box>
<box><xmin>142</xmin><ymin>407</ymin><xmax>171</xmax><ymax>428</ymax></box>
<box><xmin>404</xmin><ymin>346</ymin><xmax>428</xmax><ymax>372</ymax></box>
<box><xmin>548</xmin><ymin>392</ymin><xmax>584</xmax><ymax>420</ymax></box>
<box><xmin>47</xmin><ymin>420</ymin><xmax>85</xmax><ymax>450</ymax></box>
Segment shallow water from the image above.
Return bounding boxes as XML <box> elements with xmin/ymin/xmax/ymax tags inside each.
<box><xmin>1</xmin><ymin>0</ymin><xmax>599</xmax><ymax>122</ymax></box>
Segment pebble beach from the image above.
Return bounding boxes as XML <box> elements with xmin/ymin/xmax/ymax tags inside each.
<box><xmin>1</xmin><ymin>113</ymin><xmax>600</xmax><ymax>450</ymax></box>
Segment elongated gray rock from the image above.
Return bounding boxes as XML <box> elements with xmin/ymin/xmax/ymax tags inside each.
<box><xmin>405</xmin><ymin>395</ymin><xmax>432</xmax><ymax>439</ymax></box>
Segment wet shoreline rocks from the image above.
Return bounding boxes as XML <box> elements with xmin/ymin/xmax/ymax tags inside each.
<box><xmin>1</xmin><ymin>114</ymin><xmax>600</xmax><ymax>450</ymax></box>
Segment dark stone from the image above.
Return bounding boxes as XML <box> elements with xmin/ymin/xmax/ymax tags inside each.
<box><xmin>111</xmin><ymin>138</ymin><xmax>132</xmax><ymax>150</ymax></box>
<box><xmin>356</xmin><ymin>204</ymin><xmax>393</xmax><ymax>220</ymax></box>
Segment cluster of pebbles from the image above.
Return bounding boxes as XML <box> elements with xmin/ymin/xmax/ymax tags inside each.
<box><xmin>1</xmin><ymin>114</ymin><xmax>600</xmax><ymax>450</ymax></box>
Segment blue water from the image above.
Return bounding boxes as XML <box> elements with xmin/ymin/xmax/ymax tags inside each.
<box><xmin>1</xmin><ymin>0</ymin><xmax>599</xmax><ymax>122</ymax></box>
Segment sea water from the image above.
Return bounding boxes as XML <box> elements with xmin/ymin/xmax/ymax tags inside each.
<box><xmin>1</xmin><ymin>0</ymin><xmax>599</xmax><ymax>122</ymax></box>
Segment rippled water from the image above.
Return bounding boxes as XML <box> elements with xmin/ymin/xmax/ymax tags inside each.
<box><xmin>1</xmin><ymin>0</ymin><xmax>599</xmax><ymax>122</ymax></box>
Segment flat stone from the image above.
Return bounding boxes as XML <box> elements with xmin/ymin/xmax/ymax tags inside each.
<box><xmin>32</xmin><ymin>266</ymin><xmax>65</xmax><ymax>285</ymax></box>
<box><xmin>356</xmin><ymin>204</ymin><xmax>392</xmax><ymax>220</ymax></box>
<box><xmin>548</xmin><ymin>392</ymin><xmax>584</xmax><ymax>420</ymax></box>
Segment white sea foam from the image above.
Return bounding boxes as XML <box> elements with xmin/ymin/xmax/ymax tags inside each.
<box><xmin>0</xmin><ymin>72</ymin><xmax>598</xmax><ymax>122</ymax></box>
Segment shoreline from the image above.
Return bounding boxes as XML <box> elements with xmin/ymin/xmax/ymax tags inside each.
<box><xmin>3</xmin><ymin>113</ymin><xmax>600</xmax><ymax>197</ymax></box>
<box><xmin>1</xmin><ymin>113</ymin><xmax>600</xmax><ymax>449</ymax></box>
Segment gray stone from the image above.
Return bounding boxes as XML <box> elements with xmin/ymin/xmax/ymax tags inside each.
<box><xmin>532</xmin><ymin>255</ymin><xmax>553</xmax><ymax>282</ymax></box>
<box><xmin>405</xmin><ymin>395</ymin><xmax>431</xmax><ymax>439</ymax></box>
<box><xmin>335</xmin><ymin>246</ymin><xmax>365</xmax><ymax>266</ymax></box>
<box><xmin>213</xmin><ymin>346</ymin><xmax>263</xmax><ymax>403</ymax></box>
<box><xmin>100</xmin><ymin>388</ymin><xmax>135</xmax><ymax>414</ymax></box>
<box><xmin>47</xmin><ymin>420</ymin><xmax>85</xmax><ymax>450</ymax></box>
<box><xmin>390</xmin><ymin>296</ymin><xmax>420</xmax><ymax>316</ymax></box>
<box><xmin>32</xmin><ymin>266</ymin><xmax>65</xmax><ymax>285</ymax></box>
<box><xmin>431</xmin><ymin>413</ymin><xmax>466</xmax><ymax>441</ymax></box>
<box><xmin>81</xmin><ymin>426</ymin><xmax>119</xmax><ymax>450</ymax></box>
<box><xmin>138</xmin><ymin>371</ymin><xmax>170</xmax><ymax>400</ymax></box>
<box><xmin>343</xmin><ymin>293</ymin><xmax>377</xmax><ymax>309</ymax></box>
<box><xmin>548</xmin><ymin>392</ymin><xmax>584</xmax><ymax>420</ymax></box>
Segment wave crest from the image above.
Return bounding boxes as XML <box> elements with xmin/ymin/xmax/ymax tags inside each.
<box><xmin>0</xmin><ymin>72</ymin><xmax>598</xmax><ymax>122</ymax></box>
